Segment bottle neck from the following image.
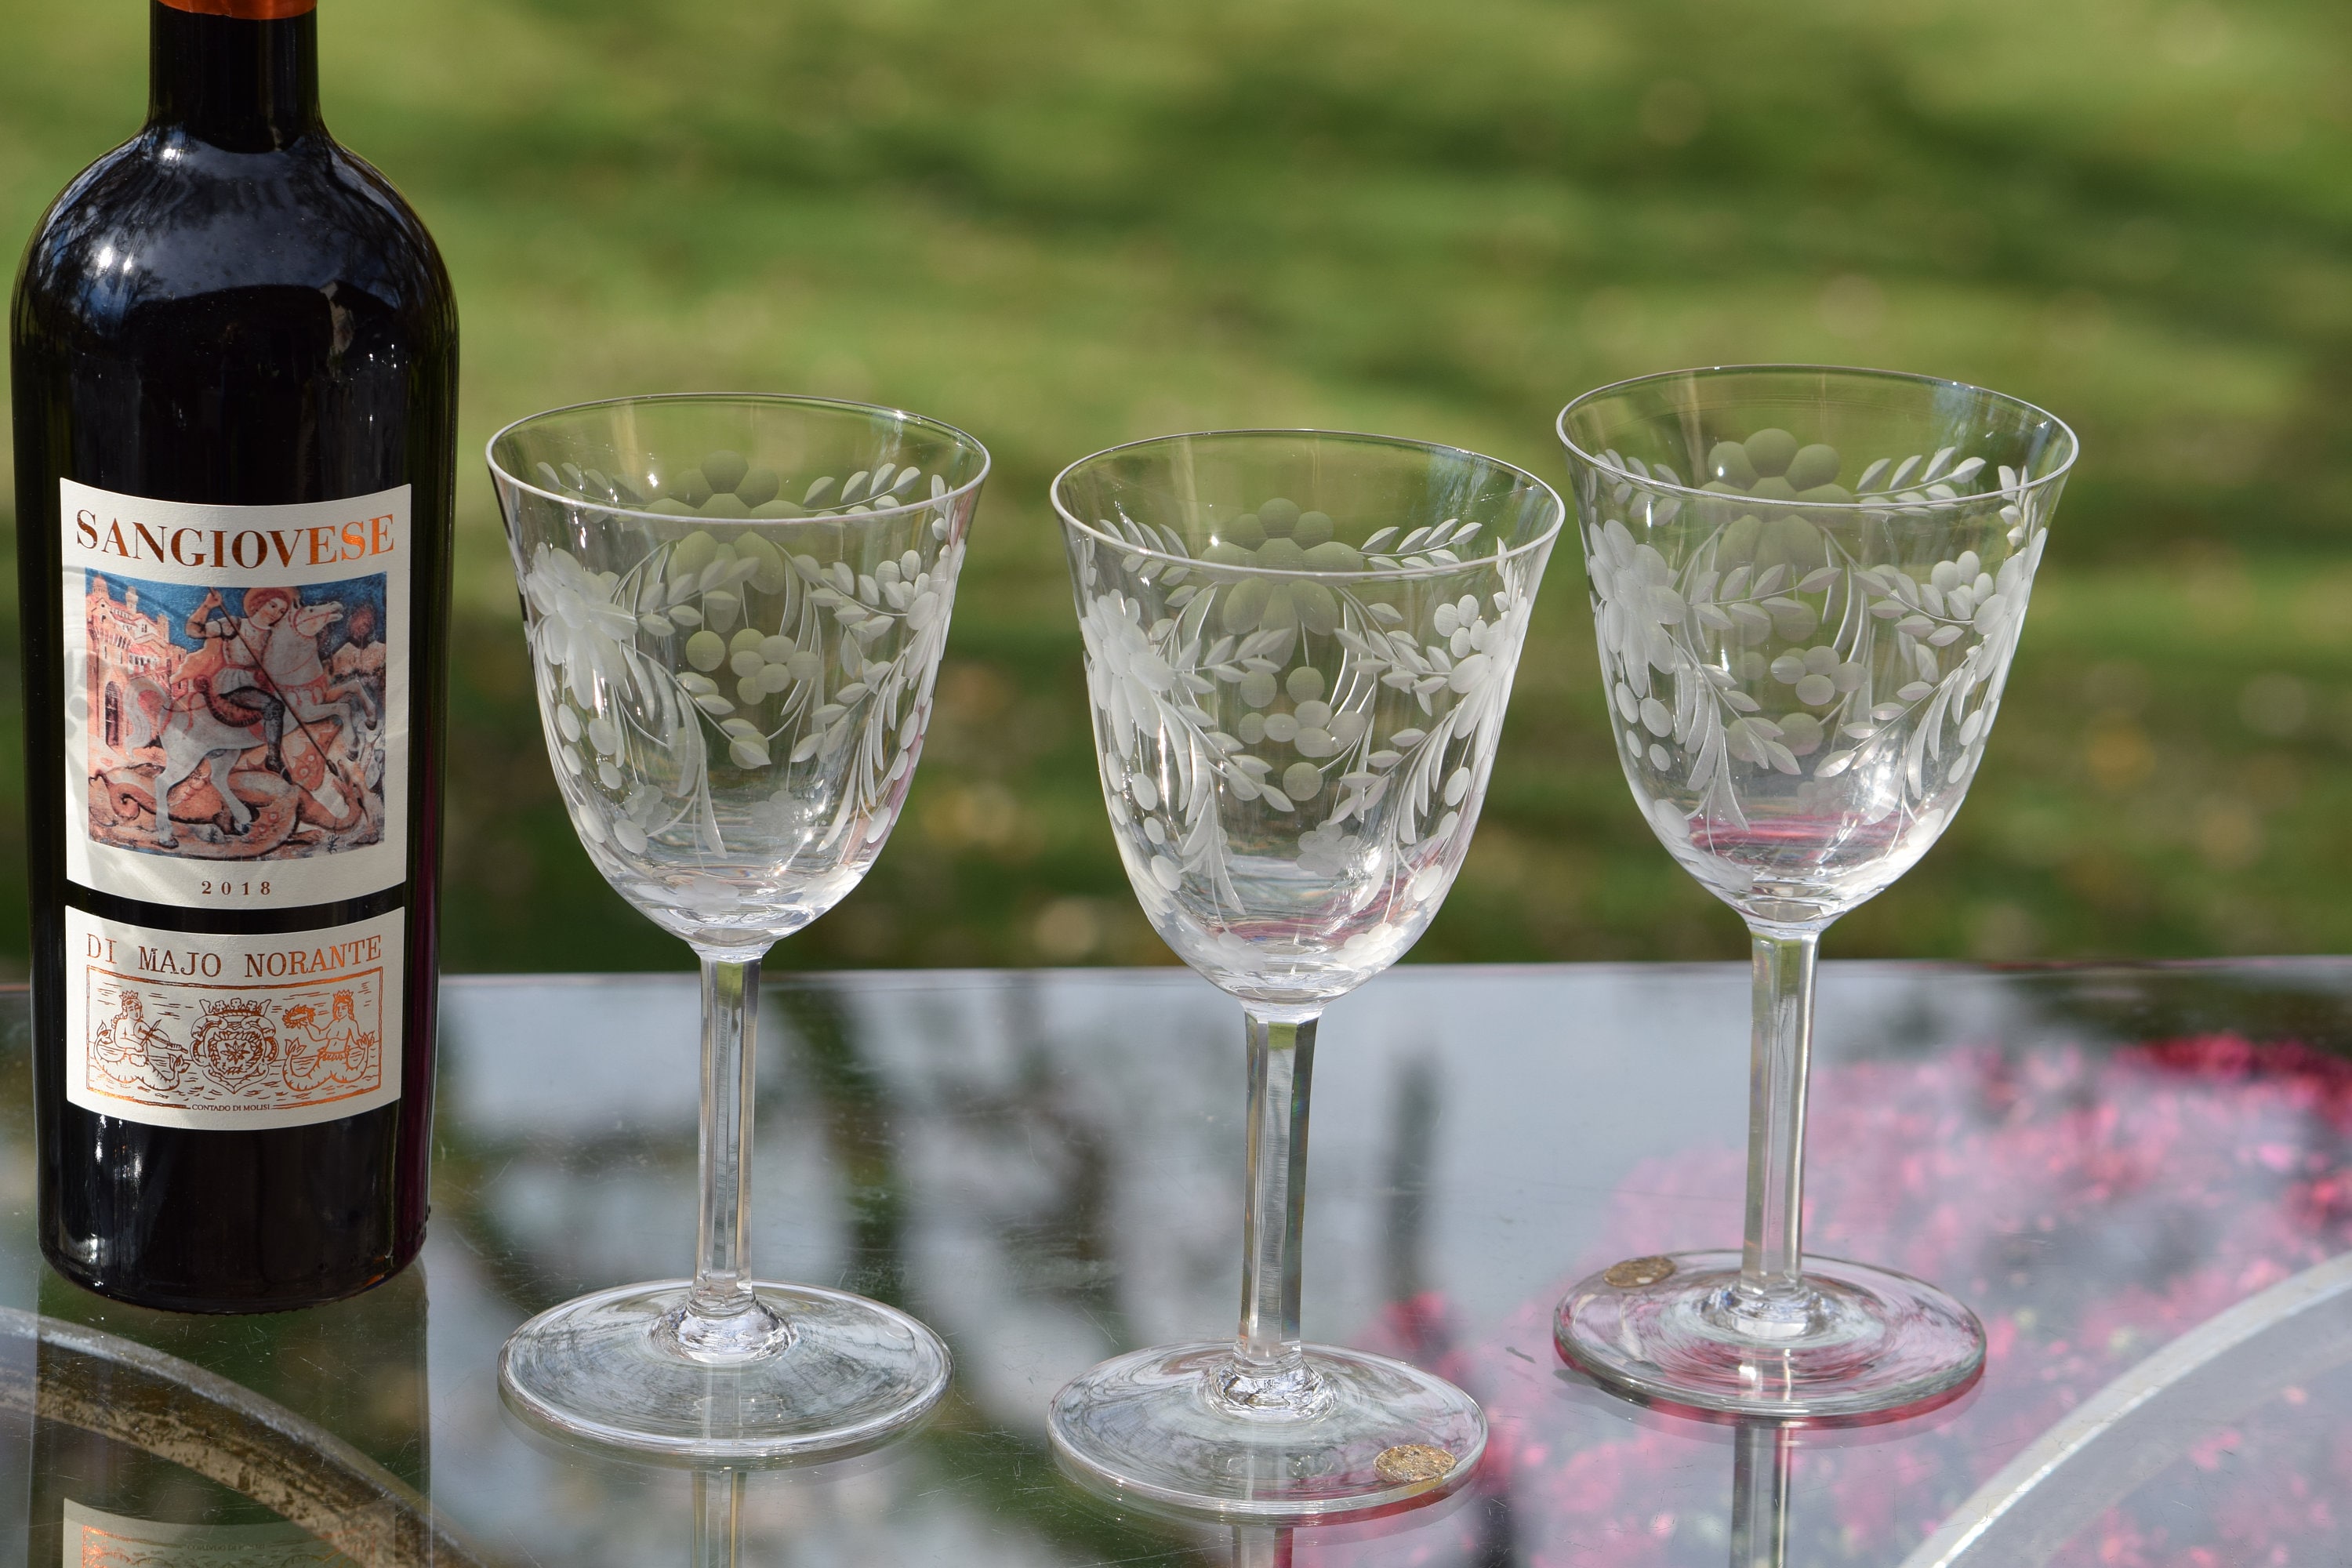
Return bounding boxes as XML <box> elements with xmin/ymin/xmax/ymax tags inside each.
<box><xmin>147</xmin><ymin>0</ymin><xmax>322</xmax><ymax>152</ymax></box>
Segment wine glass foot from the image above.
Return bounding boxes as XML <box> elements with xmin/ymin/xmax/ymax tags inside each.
<box><xmin>1555</xmin><ymin>1248</ymin><xmax>1984</xmax><ymax>1420</ymax></box>
<box><xmin>499</xmin><ymin>1278</ymin><xmax>951</xmax><ymax>1461</ymax></box>
<box><xmin>1047</xmin><ymin>1341</ymin><xmax>1486</xmax><ymax>1521</ymax></box>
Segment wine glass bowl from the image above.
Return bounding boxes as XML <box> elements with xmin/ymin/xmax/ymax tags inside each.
<box><xmin>1570</xmin><ymin>369</ymin><xmax>2072</xmax><ymax>929</ymax></box>
<box><xmin>495</xmin><ymin>394</ymin><xmax>985</xmax><ymax>952</ymax></box>
<box><xmin>1553</xmin><ymin>366</ymin><xmax>2076</xmax><ymax>1418</ymax></box>
<box><xmin>1049</xmin><ymin>430</ymin><xmax>1561</xmax><ymax>1517</ymax></box>
<box><xmin>488</xmin><ymin>394</ymin><xmax>985</xmax><ymax>1459</ymax></box>
<box><xmin>1059</xmin><ymin>433</ymin><xmax>1558</xmax><ymax>1010</ymax></box>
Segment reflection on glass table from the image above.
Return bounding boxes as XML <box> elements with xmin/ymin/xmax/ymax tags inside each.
<box><xmin>1904</xmin><ymin>1247</ymin><xmax>2352</xmax><ymax>1566</ymax></box>
<box><xmin>4</xmin><ymin>960</ymin><xmax>2352</xmax><ymax>1564</ymax></box>
<box><xmin>17</xmin><ymin>1272</ymin><xmax>477</xmax><ymax>1566</ymax></box>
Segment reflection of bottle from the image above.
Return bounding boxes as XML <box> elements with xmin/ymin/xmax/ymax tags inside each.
<box><xmin>56</xmin><ymin>1502</ymin><xmax>347</xmax><ymax>1566</ymax></box>
<box><xmin>27</xmin><ymin>1266</ymin><xmax>430</xmax><ymax>1564</ymax></box>
<box><xmin>13</xmin><ymin>0</ymin><xmax>456</xmax><ymax>1310</ymax></box>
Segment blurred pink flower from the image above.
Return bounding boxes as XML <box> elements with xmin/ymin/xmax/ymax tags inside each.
<box><xmin>1321</xmin><ymin>1034</ymin><xmax>2352</xmax><ymax>1567</ymax></box>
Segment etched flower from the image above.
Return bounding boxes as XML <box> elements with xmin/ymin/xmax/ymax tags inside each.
<box><xmin>893</xmin><ymin>539</ymin><xmax>960</xmax><ymax>686</ymax></box>
<box><xmin>1584</xmin><ymin>518</ymin><xmax>1679</xmax><ymax>699</ymax></box>
<box><xmin>1445</xmin><ymin>579</ymin><xmax>1536</xmax><ymax>755</ymax></box>
<box><xmin>739</xmin><ymin>782</ymin><xmax>818</xmax><ymax>845</ymax></box>
<box><xmin>524</xmin><ymin>544</ymin><xmax>639</xmax><ymax>706</ymax></box>
<box><xmin>1078</xmin><ymin>589</ymin><xmax>1171</xmax><ymax>759</ymax></box>
<box><xmin>852</xmin><ymin>546</ymin><xmax>956</xmax><ymax>808</ymax></box>
<box><xmin>1296</xmin><ymin>820</ymin><xmax>1365</xmax><ymax>877</ymax></box>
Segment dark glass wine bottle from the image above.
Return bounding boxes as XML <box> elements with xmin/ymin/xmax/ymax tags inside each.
<box><xmin>11</xmin><ymin>0</ymin><xmax>456</xmax><ymax>1310</ymax></box>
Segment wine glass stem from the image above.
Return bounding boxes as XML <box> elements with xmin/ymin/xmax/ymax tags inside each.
<box><xmin>690</xmin><ymin>951</ymin><xmax>765</xmax><ymax>1323</ymax></box>
<box><xmin>1741</xmin><ymin>924</ymin><xmax>1823</xmax><ymax>1309</ymax></box>
<box><xmin>1730</xmin><ymin>1422</ymin><xmax>1794</xmax><ymax>1567</ymax></box>
<box><xmin>1230</xmin><ymin>1526</ymin><xmax>1292</xmax><ymax>1568</ymax></box>
<box><xmin>691</xmin><ymin>1466</ymin><xmax>743</xmax><ymax>1568</ymax></box>
<box><xmin>1236</xmin><ymin>1007</ymin><xmax>1321</xmax><ymax>1378</ymax></box>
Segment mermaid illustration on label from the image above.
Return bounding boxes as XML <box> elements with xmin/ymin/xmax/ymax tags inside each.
<box><xmin>83</xmin><ymin>572</ymin><xmax>388</xmax><ymax>860</ymax></box>
<box><xmin>88</xmin><ymin>989</ymin><xmax>190</xmax><ymax>1095</ymax></box>
<box><xmin>281</xmin><ymin>991</ymin><xmax>380</xmax><ymax>1093</ymax></box>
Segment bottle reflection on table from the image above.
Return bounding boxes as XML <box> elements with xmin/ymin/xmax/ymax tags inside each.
<box><xmin>28</xmin><ymin>1265</ymin><xmax>430</xmax><ymax>1564</ymax></box>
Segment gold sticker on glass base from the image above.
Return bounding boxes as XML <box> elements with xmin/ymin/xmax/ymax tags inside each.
<box><xmin>1374</xmin><ymin>1444</ymin><xmax>1457</xmax><ymax>1484</ymax></box>
<box><xmin>1603</xmin><ymin>1255</ymin><xmax>1678</xmax><ymax>1289</ymax></box>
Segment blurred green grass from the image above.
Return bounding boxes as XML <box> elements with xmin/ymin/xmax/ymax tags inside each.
<box><xmin>3</xmin><ymin>0</ymin><xmax>2350</xmax><ymax>975</ymax></box>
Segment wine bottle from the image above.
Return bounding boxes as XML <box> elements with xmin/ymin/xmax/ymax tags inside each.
<box><xmin>11</xmin><ymin>0</ymin><xmax>456</xmax><ymax>1310</ymax></box>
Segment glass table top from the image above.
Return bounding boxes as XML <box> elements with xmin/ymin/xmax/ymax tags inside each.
<box><xmin>3</xmin><ymin>960</ymin><xmax>2351</xmax><ymax>1566</ymax></box>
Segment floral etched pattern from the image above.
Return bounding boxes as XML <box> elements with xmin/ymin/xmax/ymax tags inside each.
<box><xmin>1066</xmin><ymin>495</ymin><xmax>1554</xmax><ymax>1005</ymax></box>
<box><xmin>506</xmin><ymin>453</ymin><xmax>974</xmax><ymax>946</ymax></box>
<box><xmin>1574</xmin><ymin>429</ymin><xmax>2057</xmax><ymax>923</ymax></box>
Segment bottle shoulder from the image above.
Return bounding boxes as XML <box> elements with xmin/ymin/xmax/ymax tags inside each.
<box><xmin>12</xmin><ymin>129</ymin><xmax>454</xmax><ymax>349</ymax></box>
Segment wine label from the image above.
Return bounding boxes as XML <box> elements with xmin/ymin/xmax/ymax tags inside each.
<box><xmin>62</xmin><ymin>1501</ymin><xmax>348</xmax><ymax>1566</ymax></box>
<box><xmin>64</xmin><ymin>908</ymin><xmax>402</xmax><ymax>1131</ymax></box>
<box><xmin>60</xmin><ymin>482</ymin><xmax>409</xmax><ymax>912</ymax></box>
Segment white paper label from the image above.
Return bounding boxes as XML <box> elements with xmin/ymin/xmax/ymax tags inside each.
<box><xmin>60</xmin><ymin>481</ymin><xmax>410</xmax><ymax>910</ymax></box>
<box><xmin>65</xmin><ymin>908</ymin><xmax>402</xmax><ymax>1131</ymax></box>
<box><xmin>62</xmin><ymin>1501</ymin><xmax>348</xmax><ymax>1566</ymax></box>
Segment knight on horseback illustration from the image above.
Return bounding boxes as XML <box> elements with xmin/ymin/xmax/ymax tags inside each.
<box><xmin>181</xmin><ymin>585</ymin><xmax>321</xmax><ymax>776</ymax></box>
<box><xmin>105</xmin><ymin>580</ymin><xmax>384</xmax><ymax>855</ymax></box>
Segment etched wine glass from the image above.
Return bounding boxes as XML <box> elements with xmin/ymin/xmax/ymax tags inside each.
<box><xmin>1552</xmin><ymin>365</ymin><xmax>2077</xmax><ymax>1417</ymax></box>
<box><xmin>1050</xmin><ymin>430</ymin><xmax>1562</xmax><ymax>1517</ymax></box>
<box><xmin>487</xmin><ymin>394</ymin><xmax>987</xmax><ymax>1458</ymax></box>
